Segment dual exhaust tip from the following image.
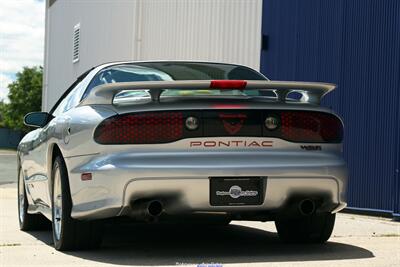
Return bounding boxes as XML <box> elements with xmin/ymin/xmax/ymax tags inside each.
<box><xmin>134</xmin><ymin>198</ymin><xmax>316</xmax><ymax>220</ymax></box>
<box><xmin>147</xmin><ymin>198</ymin><xmax>316</xmax><ymax>216</ymax></box>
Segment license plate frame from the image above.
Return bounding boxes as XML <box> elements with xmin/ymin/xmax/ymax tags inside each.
<box><xmin>209</xmin><ymin>177</ymin><xmax>265</xmax><ymax>206</ymax></box>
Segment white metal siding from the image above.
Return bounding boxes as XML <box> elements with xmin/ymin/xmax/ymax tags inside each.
<box><xmin>138</xmin><ymin>0</ymin><xmax>262</xmax><ymax>70</ymax></box>
<box><xmin>43</xmin><ymin>0</ymin><xmax>137</xmax><ymax>111</ymax></box>
<box><xmin>43</xmin><ymin>0</ymin><xmax>262</xmax><ymax>111</ymax></box>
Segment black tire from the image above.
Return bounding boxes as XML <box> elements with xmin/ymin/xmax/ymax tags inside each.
<box><xmin>275</xmin><ymin>213</ymin><xmax>336</xmax><ymax>243</ymax></box>
<box><xmin>51</xmin><ymin>155</ymin><xmax>102</xmax><ymax>251</ymax></box>
<box><xmin>18</xmin><ymin>167</ymin><xmax>51</xmax><ymax>231</ymax></box>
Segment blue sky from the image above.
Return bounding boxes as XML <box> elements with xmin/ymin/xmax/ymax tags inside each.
<box><xmin>0</xmin><ymin>0</ymin><xmax>45</xmax><ymax>102</ymax></box>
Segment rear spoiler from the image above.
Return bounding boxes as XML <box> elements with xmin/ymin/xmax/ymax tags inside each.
<box><xmin>79</xmin><ymin>80</ymin><xmax>336</xmax><ymax>106</ymax></box>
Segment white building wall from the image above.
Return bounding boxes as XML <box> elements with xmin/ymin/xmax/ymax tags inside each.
<box><xmin>43</xmin><ymin>0</ymin><xmax>137</xmax><ymax>111</ymax></box>
<box><xmin>43</xmin><ymin>0</ymin><xmax>262</xmax><ymax>111</ymax></box>
<box><xmin>138</xmin><ymin>0</ymin><xmax>262</xmax><ymax>68</ymax></box>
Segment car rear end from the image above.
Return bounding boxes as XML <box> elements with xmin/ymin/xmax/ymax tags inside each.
<box><xmin>66</xmin><ymin>84</ymin><xmax>346</xmax><ymax>225</ymax></box>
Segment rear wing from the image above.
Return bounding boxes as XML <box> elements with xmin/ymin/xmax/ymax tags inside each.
<box><xmin>79</xmin><ymin>80</ymin><xmax>336</xmax><ymax>106</ymax></box>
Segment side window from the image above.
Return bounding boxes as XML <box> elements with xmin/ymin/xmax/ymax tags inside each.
<box><xmin>64</xmin><ymin>82</ymin><xmax>85</xmax><ymax>111</ymax></box>
<box><xmin>52</xmin><ymin>97</ymin><xmax>67</xmax><ymax>117</ymax></box>
<box><xmin>51</xmin><ymin>80</ymin><xmax>86</xmax><ymax>117</ymax></box>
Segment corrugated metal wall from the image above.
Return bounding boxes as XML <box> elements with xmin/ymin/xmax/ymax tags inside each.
<box><xmin>261</xmin><ymin>0</ymin><xmax>400</xmax><ymax>217</ymax></box>
<box><xmin>138</xmin><ymin>0</ymin><xmax>262</xmax><ymax>70</ymax></box>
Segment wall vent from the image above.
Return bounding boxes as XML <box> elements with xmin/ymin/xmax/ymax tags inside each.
<box><xmin>72</xmin><ymin>23</ymin><xmax>80</xmax><ymax>63</ymax></box>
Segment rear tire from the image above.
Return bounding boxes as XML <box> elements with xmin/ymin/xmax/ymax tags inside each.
<box><xmin>51</xmin><ymin>155</ymin><xmax>102</xmax><ymax>251</ymax></box>
<box><xmin>275</xmin><ymin>212</ymin><xmax>336</xmax><ymax>243</ymax></box>
<box><xmin>18</xmin><ymin>168</ymin><xmax>50</xmax><ymax>231</ymax></box>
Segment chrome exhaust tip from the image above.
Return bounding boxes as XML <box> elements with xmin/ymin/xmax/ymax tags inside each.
<box><xmin>147</xmin><ymin>200</ymin><xmax>163</xmax><ymax>217</ymax></box>
<box><xmin>298</xmin><ymin>199</ymin><xmax>316</xmax><ymax>216</ymax></box>
<box><xmin>130</xmin><ymin>199</ymin><xmax>164</xmax><ymax>222</ymax></box>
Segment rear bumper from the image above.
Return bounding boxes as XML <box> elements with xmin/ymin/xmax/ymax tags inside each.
<box><xmin>65</xmin><ymin>151</ymin><xmax>347</xmax><ymax>220</ymax></box>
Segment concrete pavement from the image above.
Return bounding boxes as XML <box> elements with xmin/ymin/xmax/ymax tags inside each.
<box><xmin>0</xmin><ymin>183</ymin><xmax>399</xmax><ymax>267</ymax></box>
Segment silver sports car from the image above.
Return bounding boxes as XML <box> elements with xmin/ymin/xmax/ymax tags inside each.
<box><xmin>18</xmin><ymin>61</ymin><xmax>347</xmax><ymax>250</ymax></box>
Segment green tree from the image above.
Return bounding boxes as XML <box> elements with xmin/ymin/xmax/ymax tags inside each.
<box><xmin>1</xmin><ymin>66</ymin><xmax>42</xmax><ymax>131</ymax></box>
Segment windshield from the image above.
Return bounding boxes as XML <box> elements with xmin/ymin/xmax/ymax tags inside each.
<box><xmin>83</xmin><ymin>62</ymin><xmax>267</xmax><ymax>100</ymax></box>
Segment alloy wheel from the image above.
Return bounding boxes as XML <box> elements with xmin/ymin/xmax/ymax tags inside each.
<box><xmin>53</xmin><ymin>166</ymin><xmax>63</xmax><ymax>241</ymax></box>
<box><xmin>18</xmin><ymin>171</ymin><xmax>25</xmax><ymax>224</ymax></box>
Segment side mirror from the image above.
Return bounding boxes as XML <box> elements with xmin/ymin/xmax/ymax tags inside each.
<box><xmin>24</xmin><ymin>112</ymin><xmax>54</xmax><ymax>128</ymax></box>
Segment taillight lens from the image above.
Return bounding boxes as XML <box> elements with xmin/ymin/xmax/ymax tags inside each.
<box><xmin>280</xmin><ymin>111</ymin><xmax>343</xmax><ymax>143</ymax></box>
<box><xmin>94</xmin><ymin>112</ymin><xmax>183</xmax><ymax>144</ymax></box>
<box><xmin>94</xmin><ymin>110</ymin><xmax>343</xmax><ymax>145</ymax></box>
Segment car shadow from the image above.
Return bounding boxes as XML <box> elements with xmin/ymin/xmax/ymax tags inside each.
<box><xmin>28</xmin><ymin>222</ymin><xmax>374</xmax><ymax>265</ymax></box>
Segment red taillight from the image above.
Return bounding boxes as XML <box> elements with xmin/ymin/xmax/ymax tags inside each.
<box><xmin>280</xmin><ymin>111</ymin><xmax>343</xmax><ymax>143</ymax></box>
<box><xmin>210</xmin><ymin>80</ymin><xmax>247</xmax><ymax>89</ymax></box>
<box><xmin>94</xmin><ymin>112</ymin><xmax>183</xmax><ymax>144</ymax></box>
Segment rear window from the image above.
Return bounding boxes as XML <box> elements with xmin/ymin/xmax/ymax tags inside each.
<box><xmin>83</xmin><ymin>62</ymin><xmax>267</xmax><ymax>99</ymax></box>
